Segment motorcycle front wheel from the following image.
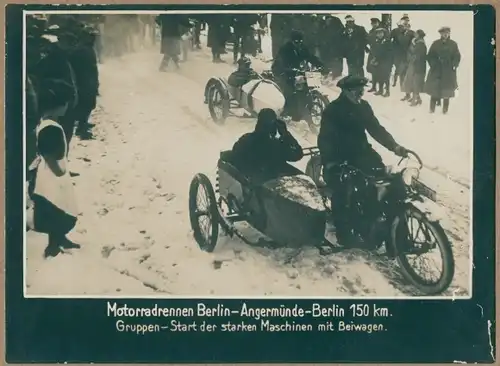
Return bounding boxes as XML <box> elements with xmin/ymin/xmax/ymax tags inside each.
<box><xmin>390</xmin><ymin>205</ymin><xmax>455</xmax><ymax>295</ymax></box>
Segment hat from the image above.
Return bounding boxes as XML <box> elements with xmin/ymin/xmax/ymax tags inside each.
<box><xmin>337</xmin><ymin>75</ymin><xmax>369</xmax><ymax>90</ymax></box>
<box><xmin>375</xmin><ymin>27</ymin><xmax>386</xmax><ymax>33</ymax></box>
<box><xmin>438</xmin><ymin>26</ymin><xmax>451</xmax><ymax>33</ymax></box>
<box><xmin>401</xmin><ymin>14</ymin><xmax>410</xmax><ymax>20</ymax></box>
<box><xmin>237</xmin><ymin>56</ymin><xmax>251</xmax><ymax>66</ymax></box>
<box><xmin>416</xmin><ymin>29</ymin><xmax>426</xmax><ymax>38</ymax></box>
<box><xmin>370</xmin><ymin>18</ymin><xmax>380</xmax><ymax>23</ymax></box>
<box><xmin>345</xmin><ymin>15</ymin><xmax>354</xmax><ymax>21</ymax></box>
<box><xmin>290</xmin><ymin>29</ymin><xmax>304</xmax><ymax>41</ymax></box>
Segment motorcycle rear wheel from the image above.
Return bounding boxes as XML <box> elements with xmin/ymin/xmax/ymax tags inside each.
<box><xmin>391</xmin><ymin>205</ymin><xmax>455</xmax><ymax>295</ymax></box>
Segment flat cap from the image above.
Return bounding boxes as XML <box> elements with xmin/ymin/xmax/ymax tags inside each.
<box><xmin>345</xmin><ymin>15</ymin><xmax>354</xmax><ymax>21</ymax></box>
<box><xmin>370</xmin><ymin>18</ymin><xmax>380</xmax><ymax>23</ymax></box>
<box><xmin>337</xmin><ymin>75</ymin><xmax>369</xmax><ymax>90</ymax></box>
<box><xmin>438</xmin><ymin>26</ymin><xmax>451</xmax><ymax>33</ymax></box>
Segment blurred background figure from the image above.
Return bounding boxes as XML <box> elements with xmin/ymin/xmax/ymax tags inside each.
<box><xmin>156</xmin><ymin>14</ymin><xmax>190</xmax><ymax>71</ymax></box>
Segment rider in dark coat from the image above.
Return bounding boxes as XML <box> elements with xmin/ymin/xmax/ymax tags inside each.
<box><xmin>271</xmin><ymin>30</ymin><xmax>324</xmax><ymax>118</ymax></box>
<box><xmin>317</xmin><ymin>75</ymin><xmax>408</xmax><ymax>248</ymax></box>
<box><xmin>232</xmin><ymin>108</ymin><xmax>303</xmax><ymax>178</ymax></box>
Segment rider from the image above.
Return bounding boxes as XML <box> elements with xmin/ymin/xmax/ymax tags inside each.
<box><xmin>271</xmin><ymin>30</ymin><xmax>325</xmax><ymax>118</ymax></box>
<box><xmin>232</xmin><ymin>108</ymin><xmax>303</xmax><ymax>178</ymax></box>
<box><xmin>228</xmin><ymin>56</ymin><xmax>260</xmax><ymax>88</ymax></box>
<box><xmin>317</xmin><ymin>75</ymin><xmax>409</xmax><ymax>248</ymax></box>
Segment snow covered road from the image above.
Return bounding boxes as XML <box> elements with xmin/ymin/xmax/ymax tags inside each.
<box><xmin>25</xmin><ymin>46</ymin><xmax>471</xmax><ymax>298</ymax></box>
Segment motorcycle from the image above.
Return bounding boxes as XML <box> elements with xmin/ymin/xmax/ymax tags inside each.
<box><xmin>305</xmin><ymin>150</ymin><xmax>455</xmax><ymax>295</ymax></box>
<box><xmin>267</xmin><ymin>62</ymin><xmax>330</xmax><ymax>134</ymax></box>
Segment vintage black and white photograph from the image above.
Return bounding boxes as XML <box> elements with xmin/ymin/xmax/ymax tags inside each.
<box><xmin>24</xmin><ymin>9</ymin><xmax>473</xmax><ymax>298</ymax></box>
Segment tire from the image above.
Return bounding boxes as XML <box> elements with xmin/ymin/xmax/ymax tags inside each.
<box><xmin>305</xmin><ymin>155</ymin><xmax>325</xmax><ymax>187</ymax></box>
<box><xmin>391</xmin><ymin>205</ymin><xmax>455</xmax><ymax>295</ymax></box>
<box><xmin>307</xmin><ymin>91</ymin><xmax>329</xmax><ymax>133</ymax></box>
<box><xmin>207</xmin><ymin>83</ymin><xmax>230</xmax><ymax>124</ymax></box>
<box><xmin>188</xmin><ymin>173</ymin><xmax>220</xmax><ymax>252</ymax></box>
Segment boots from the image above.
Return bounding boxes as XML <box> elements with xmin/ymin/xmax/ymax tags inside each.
<box><xmin>410</xmin><ymin>93</ymin><xmax>422</xmax><ymax>106</ymax></box>
<box><xmin>392</xmin><ymin>74</ymin><xmax>398</xmax><ymax>87</ymax></box>
<box><xmin>443</xmin><ymin>98</ymin><xmax>450</xmax><ymax>114</ymax></box>
<box><xmin>401</xmin><ymin>93</ymin><xmax>411</xmax><ymax>101</ymax></box>
<box><xmin>382</xmin><ymin>82</ymin><xmax>390</xmax><ymax>97</ymax></box>
<box><xmin>374</xmin><ymin>82</ymin><xmax>383</xmax><ymax>96</ymax></box>
<box><xmin>430</xmin><ymin>97</ymin><xmax>438</xmax><ymax>113</ymax></box>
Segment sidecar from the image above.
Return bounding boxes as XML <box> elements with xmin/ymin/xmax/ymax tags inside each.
<box><xmin>188</xmin><ymin>148</ymin><xmax>327</xmax><ymax>252</ymax></box>
<box><xmin>203</xmin><ymin>74</ymin><xmax>286</xmax><ymax>124</ymax></box>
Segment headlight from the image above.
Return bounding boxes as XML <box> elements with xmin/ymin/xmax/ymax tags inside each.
<box><xmin>402</xmin><ymin>167</ymin><xmax>420</xmax><ymax>186</ymax></box>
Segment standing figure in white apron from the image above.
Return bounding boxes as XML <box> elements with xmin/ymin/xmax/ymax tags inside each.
<box><xmin>30</xmin><ymin>79</ymin><xmax>81</xmax><ymax>258</ymax></box>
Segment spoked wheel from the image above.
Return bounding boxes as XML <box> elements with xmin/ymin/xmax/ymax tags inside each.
<box><xmin>307</xmin><ymin>91</ymin><xmax>329</xmax><ymax>133</ymax></box>
<box><xmin>189</xmin><ymin>174</ymin><xmax>220</xmax><ymax>252</ymax></box>
<box><xmin>208</xmin><ymin>83</ymin><xmax>230</xmax><ymax>124</ymax></box>
<box><xmin>391</xmin><ymin>205</ymin><xmax>455</xmax><ymax>295</ymax></box>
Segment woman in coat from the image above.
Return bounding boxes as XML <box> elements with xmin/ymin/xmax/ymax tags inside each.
<box><xmin>401</xmin><ymin>29</ymin><xmax>427</xmax><ymax>106</ymax></box>
<box><xmin>424</xmin><ymin>26</ymin><xmax>461</xmax><ymax>114</ymax></box>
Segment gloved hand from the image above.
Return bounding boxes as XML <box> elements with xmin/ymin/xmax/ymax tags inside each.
<box><xmin>394</xmin><ymin>145</ymin><xmax>409</xmax><ymax>157</ymax></box>
<box><xmin>276</xmin><ymin>118</ymin><xmax>288</xmax><ymax>136</ymax></box>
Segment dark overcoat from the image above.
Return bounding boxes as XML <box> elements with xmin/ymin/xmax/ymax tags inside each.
<box><xmin>390</xmin><ymin>27</ymin><xmax>415</xmax><ymax>75</ymax></box>
<box><xmin>424</xmin><ymin>38</ymin><xmax>461</xmax><ymax>98</ymax></box>
<box><xmin>369</xmin><ymin>37</ymin><xmax>393</xmax><ymax>80</ymax></box>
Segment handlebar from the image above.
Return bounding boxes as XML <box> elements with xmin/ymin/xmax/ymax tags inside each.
<box><xmin>397</xmin><ymin>149</ymin><xmax>423</xmax><ymax>170</ymax></box>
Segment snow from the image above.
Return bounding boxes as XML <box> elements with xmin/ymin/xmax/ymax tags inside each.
<box><xmin>263</xmin><ymin>175</ymin><xmax>326</xmax><ymax>211</ymax></box>
<box><xmin>25</xmin><ymin>12</ymin><xmax>472</xmax><ymax>297</ymax></box>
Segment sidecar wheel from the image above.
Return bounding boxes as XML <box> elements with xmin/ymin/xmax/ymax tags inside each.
<box><xmin>189</xmin><ymin>173</ymin><xmax>220</xmax><ymax>252</ymax></box>
<box><xmin>208</xmin><ymin>83</ymin><xmax>230</xmax><ymax>124</ymax></box>
<box><xmin>391</xmin><ymin>206</ymin><xmax>455</xmax><ymax>295</ymax></box>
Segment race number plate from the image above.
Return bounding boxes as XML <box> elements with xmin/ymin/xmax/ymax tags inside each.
<box><xmin>413</xmin><ymin>178</ymin><xmax>437</xmax><ymax>202</ymax></box>
<box><xmin>305</xmin><ymin>71</ymin><xmax>321</xmax><ymax>88</ymax></box>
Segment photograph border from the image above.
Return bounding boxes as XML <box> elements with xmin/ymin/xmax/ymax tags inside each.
<box><xmin>21</xmin><ymin>8</ymin><xmax>475</xmax><ymax>301</ymax></box>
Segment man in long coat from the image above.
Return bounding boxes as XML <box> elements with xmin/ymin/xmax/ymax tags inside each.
<box><xmin>207</xmin><ymin>14</ymin><xmax>229</xmax><ymax>63</ymax></box>
<box><xmin>390</xmin><ymin>16</ymin><xmax>415</xmax><ymax>88</ymax></box>
<box><xmin>424</xmin><ymin>26</ymin><xmax>461</xmax><ymax>114</ymax></box>
<box><xmin>342</xmin><ymin>15</ymin><xmax>368</xmax><ymax>77</ymax></box>
<box><xmin>319</xmin><ymin>15</ymin><xmax>345</xmax><ymax>80</ymax></box>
